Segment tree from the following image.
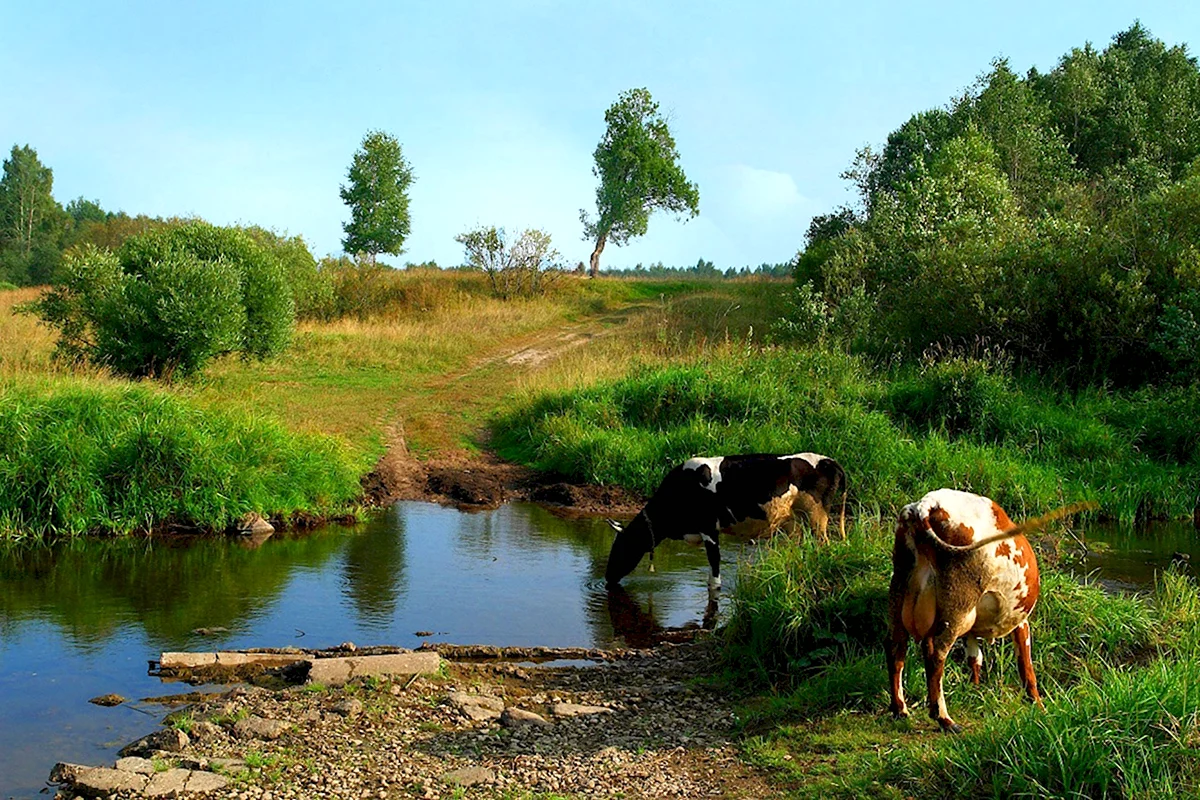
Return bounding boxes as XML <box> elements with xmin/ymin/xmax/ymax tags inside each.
<box><xmin>0</xmin><ymin>145</ymin><xmax>67</xmax><ymax>285</ymax></box>
<box><xmin>581</xmin><ymin>88</ymin><xmax>699</xmax><ymax>277</ymax></box>
<box><xmin>339</xmin><ymin>130</ymin><xmax>414</xmax><ymax>266</ymax></box>
<box><xmin>455</xmin><ymin>225</ymin><xmax>561</xmax><ymax>298</ymax></box>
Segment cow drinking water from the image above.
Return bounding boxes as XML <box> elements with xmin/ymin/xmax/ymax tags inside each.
<box><xmin>604</xmin><ymin>453</ymin><xmax>847</xmax><ymax>592</ymax></box>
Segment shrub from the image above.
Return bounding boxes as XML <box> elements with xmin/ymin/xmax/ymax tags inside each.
<box><xmin>455</xmin><ymin>225</ymin><xmax>563</xmax><ymax>298</ymax></box>
<box><xmin>28</xmin><ymin>222</ymin><xmax>295</xmax><ymax>378</ymax></box>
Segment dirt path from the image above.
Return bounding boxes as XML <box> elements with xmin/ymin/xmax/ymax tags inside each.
<box><xmin>363</xmin><ymin>310</ymin><xmax>647</xmax><ymax>517</ymax></box>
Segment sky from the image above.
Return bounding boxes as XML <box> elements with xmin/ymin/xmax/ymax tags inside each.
<box><xmin>3</xmin><ymin>2</ymin><xmax>1199</xmax><ymax>270</ymax></box>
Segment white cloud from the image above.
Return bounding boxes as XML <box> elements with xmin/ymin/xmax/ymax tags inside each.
<box><xmin>726</xmin><ymin>164</ymin><xmax>807</xmax><ymax>217</ymax></box>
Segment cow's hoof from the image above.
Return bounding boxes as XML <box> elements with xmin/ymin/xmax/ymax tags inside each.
<box><xmin>890</xmin><ymin>706</ymin><xmax>909</xmax><ymax>719</ymax></box>
<box><xmin>938</xmin><ymin>721</ymin><xmax>963</xmax><ymax>734</ymax></box>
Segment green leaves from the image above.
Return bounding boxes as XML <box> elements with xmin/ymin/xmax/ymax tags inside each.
<box><xmin>340</xmin><ymin>130</ymin><xmax>414</xmax><ymax>263</ymax></box>
<box><xmin>582</xmin><ymin>88</ymin><xmax>699</xmax><ymax>274</ymax></box>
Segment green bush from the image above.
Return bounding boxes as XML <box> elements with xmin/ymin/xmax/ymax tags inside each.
<box><xmin>29</xmin><ymin>222</ymin><xmax>295</xmax><ymax>378</ymax></box>
<box><xmin>0</xmin><ymin>378</ymin><xmax>361</xmax><ymax>540</ymax></box>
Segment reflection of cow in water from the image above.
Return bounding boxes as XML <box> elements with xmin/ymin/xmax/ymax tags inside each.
<box><xmin>605</xmin><ymin>585</ymin><xmax>717</xmax><ymax>648</ymax></box>
<box><xmin>605</xmin><ymin>453</ymin><xmax>848</xmax><ymax>592</ymax></box>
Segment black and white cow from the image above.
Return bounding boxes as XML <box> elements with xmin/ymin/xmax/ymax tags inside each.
<box><xmin>604</xmin><ymin>453</ymin><xmax>847</xmax><ymax>591</ymax></box>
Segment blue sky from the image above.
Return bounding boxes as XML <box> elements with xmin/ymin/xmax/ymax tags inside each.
<box><xmin>3</xmin><ymin>2</ymin><xmax>1198</xmax><ymax>269</ymax></box>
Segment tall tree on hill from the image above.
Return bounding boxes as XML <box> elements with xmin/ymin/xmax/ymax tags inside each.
<box><xmin>581</xmin><ymin>88</ymin><xmax>699</xmax><ymax>277</ymax></box>
<box><xmin>0</xmin><ymin>144</ymin><xmax>66</xmax><ymax>284</ymax></box>
<box><xmin>340</xmin><ymin>130</ymin><xmax>414</xmax><ymax>266</ymax></box>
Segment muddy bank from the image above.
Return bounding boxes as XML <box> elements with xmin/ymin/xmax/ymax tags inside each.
<box><xmin>362</xmin><ymin>436</ymin><xmax>645</xmax><ymax>517</ymax></box>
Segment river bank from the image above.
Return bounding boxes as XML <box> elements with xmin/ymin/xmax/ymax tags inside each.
<box><xmin>49</xmin><ymin>641</ymin><xmax>780</xmax><ymax>800</ymax></box>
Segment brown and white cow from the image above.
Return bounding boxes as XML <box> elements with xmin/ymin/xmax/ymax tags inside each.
<box><xmin>605</xmin><ymin>453</ymin><xmax>847</xmax><ymax>592</ymax></box>
<box><xmin>886</xmin><ymin>489</ymin><xmax>1092</xmax><ymax>732</ymax></box>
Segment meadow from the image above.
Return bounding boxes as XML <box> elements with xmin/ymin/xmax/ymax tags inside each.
<box><xmin>5</xmin><ymin>272</ymin><xmax>1200</xmax><ymax>796</ymax></box>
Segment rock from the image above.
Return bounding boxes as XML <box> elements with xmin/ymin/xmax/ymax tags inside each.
<box><xmin>114</xmin><ymin>756</ymin><xmax>156</xmax><ymax>775</ymax></box>
<box><xmin>190</xmin><ymin>626</ymin><xmax>229</xmax><ymax>636</ymax></box>
<box><xmin>306</xmin><ymin>652</ymin><xmax>442</xmax><ymax>686</ymax></box>
<box><xmin>500</xmin><ymin>707</ymin><xmax>551</xmax><ymax>728</ymax></box>
<box><xmin>186</xmin><ymin>771</ymin><xmax>230</xmax><ymax>793</ymax></box>
<box><xmin>118</xmin><ymin>727</ymin><xmax>189</xmax><ymax>757</ymax></box>
<box><xmin>414</xmin><ymin>630</ymin><xmax>434</xmax><ymax>637</ymax></box>
<box><xmin>236</xmin><ymin>512</ymin><xmax>274</xmax><ymax>535</ymax></box>
<box><xmin>190</xmin><ymin>720</ymin><xmax>224</xmax><ymax>742</ymax></box>
<box><xmin>49</xmin><ymin>762</ymin><xmax>84</xmax><ymax>783</ymax></box>
<box><xmin>144</xmin><ymin>768</ymin><xmax>192</xmax><ymax>797</ymax></box>
<box><xmin>441</xmin><ymin>766</ymin><xmax>495</xmax><ymax>787</ymax></box>
<box><xmin>448</xmin><ymin>692</ymin><xmax>504</xmax><ymax>722</ymax></box>
<box><xmin>232</xmin><ymin>715</ymin><xmax>290</xmax><ymax>740</ymax></box>
<box><xmin>88</xmin><ymin>693</ymin><xmax>126</xmax><ymax>707</ymax></box>
<box><xmin>330</xmin><ymin>698</ymin><xmax>363</xmax><ymax>717</ymax></box>
<box><xmin>551</xmin><ymin>702</ymin><xmax>613</xmax><ymax>718</ymax></box>
<box><xmin>58</xmin><ymin>766</ymin><xmax>148</xmax><ymax>796</ymax></box>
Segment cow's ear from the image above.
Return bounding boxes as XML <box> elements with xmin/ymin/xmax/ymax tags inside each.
<box><xmin>694</xmin><ymin>464</ymin><xmax>712</xmax><ymax>487</ymax></box>
<box><xmin>607</xmin><ymin>519</ymin><xmax>624</xmax><ymax>533</ymax></box>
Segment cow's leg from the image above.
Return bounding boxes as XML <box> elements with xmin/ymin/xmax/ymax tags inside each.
<box><xmin>1012</xmin><ymin>620</ymin><xmax>1043</xmax><ymax>707</ymax></box>
<box><xmin>965</xmin><ymin>635</ymin><xmax>983</xmax><ymax>684</ymax></box>
<box><xmin>886</xmin><ymin>623</ymin><xmax>910</xmax><ymax>718</ymax></box>
<box><xmin>922</xmin><ymin>629</ymin><xmax>962</xmax><ymax>733</ymax></box>
<box><xmin>702</xmin><ymin>534</ymin><xmax>721</xmax><ymax>594</ymax></box>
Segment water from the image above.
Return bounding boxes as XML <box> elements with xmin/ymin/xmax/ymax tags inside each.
<box><xmin>1066</xmin><ymin>520</ymin><xmax>1200</xmax><ymax>592</ymax></box>
<box><xmin>0</xmin><ymin>501</ymin><xmax>746</xmax><ymax>798</ymax></box>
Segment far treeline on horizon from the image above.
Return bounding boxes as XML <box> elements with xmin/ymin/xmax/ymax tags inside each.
<box><xmin>3</xmin><ymin>22</ymin><xmax>1200</xmax><ymax>386</ymax></box>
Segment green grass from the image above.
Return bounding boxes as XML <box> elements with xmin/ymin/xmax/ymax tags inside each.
<box><xmin>492</xmin><ymin>347</ymin><xmax>1200</xmax><ymax>522</ymax></box>
<box><xmin>725</xmin><ymin>524</ymin><xmax>1200</xmax><ymax>798</ymax></box>
<box><xmin>0</xmin><ymin>377</ymin><xmax>361</xmax><ymax>540</ymax></box>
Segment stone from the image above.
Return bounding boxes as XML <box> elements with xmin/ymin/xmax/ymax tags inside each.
<box><xmin>49</xmin><ymin>762</ymin><xmax>84</xmax><ymax>783</ymax></box>
<box><xmin>330</xmin><ymin>698</ymin><xmax>363</xmax><ymax>717</ymax></box>
<box><xmin>500</xmin><ymin>707</ymin><xmax>551</xmax><ymax>728</ymax></box>
<box><xmin>88</xmin><ymin>693</ymin><xmax>127</xmax><ymax>707</ymax></box>
<box><xmin>186</xmin><ymin>771</ymin><xmax>230</xmax><ymax>793</ymax></box>
<box><xmin>448</xmin><ymin>692</ymin><xmax>504</xmax><ymax>722</ymax></box>
<box><xmin>440</xmin><ymin>766</ymin><xmax>494</xmax><ymax>787</ymax></box>
<box><xmin>114</xmin><ymin>756</ymin><xmax>156</xmax><ymax>775</ymax></box>
<box><xmin>61</xmin><ymin>766</ymin><xmax>148</xmax><ymax>796</ymax></box>
<box><xmin>209</xmin><ymin>757</ymin><xmax>249</xmax><ymax>774</ymax></box>
<box><xmin>233</xmin><ymin>715</ymin><xmax>290</xmax><ymax>740</ymax></box>
<box><xmin>190</xmin><ymin>720</ymin><xmax>224</xmax><ymax>742</ymax></box>
<box><xmin>144</xmin><ymin>768</ymin><xmax>192</xmax><ymax>797</ymax></box>
<box><xmin>306</xmin><ymin>652</ymin><xmax>442</xmax><ymax>686</ymax></box>
<box><xmin>118</xmin><ymin>727</ymin><xmax>189</xmax><ymax>757</ymax></box>
<box><xmin>236</xmin><ymin>512</ymin><xmax>274</xmax><ymax>535</ymax></box>
<box><xmin>551</xmin><ymin>702</ymin><xmax>613</xmax><ymax>718</ymax></box>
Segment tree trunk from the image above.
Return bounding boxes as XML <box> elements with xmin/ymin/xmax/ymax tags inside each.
<box><xmin>588</xmin><ymin>232</ymin><xmax>608</xmax><ymax>278</ymax></box>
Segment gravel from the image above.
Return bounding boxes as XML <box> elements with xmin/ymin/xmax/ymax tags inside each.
<box><xmin>74</xmin><ymin>641</ymin><xmax>778</xmax><ymax>799</ymax></box>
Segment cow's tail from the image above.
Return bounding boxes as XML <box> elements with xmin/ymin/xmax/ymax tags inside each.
<box><xmin>918</xmin><ymin>500</ymin><xmax>1097</xmax><ymax>554</ymax></box>
<box><xmin>836</xmin><ymin>462</ymin><xmax>848</xmax><ymax>540</ymax></box>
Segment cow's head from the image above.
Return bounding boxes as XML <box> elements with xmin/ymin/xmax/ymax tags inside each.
<box><xmin>604</xmin><ymin>512</ymin><xmax>655</xmax><ymax>586</ymax></box>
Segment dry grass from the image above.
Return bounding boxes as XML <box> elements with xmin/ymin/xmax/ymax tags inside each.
<box><xmin>0</xmin><ymin>288</ymin><xmax>56</xmax><ymax>376</ymax></box>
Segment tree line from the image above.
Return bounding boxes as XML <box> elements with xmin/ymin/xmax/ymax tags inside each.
<box><xmin>791</xmin><ymin>22</ymin><xmax>1200</xmax><ymax>386</ymax></box>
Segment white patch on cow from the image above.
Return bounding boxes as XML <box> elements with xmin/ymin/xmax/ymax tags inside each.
<box><xmin>965</xmin><ymin>636</ymin><xmax>983</xmax><ymax>666</ymax></box>
<box><xmin>683</xmin><ymin>456</ymin><xmax>725</xmax><ymax>492</ymax></box>
<box><xmin>781</xmin><ymin>452</ymin><xmax>824</xmax><ymax>468</ymax></box>
<box><xmin>708</xmin><ymin>574</ymin><xmax>722</xmax><ymax>591</ymax></box>
<box><xmin>915</xmin><ymin>489</ymin><xmax>1003</xmax><ymax>543</ymax></box>
<box><xmin>702</xmin><ymin>533</ymin><xmax>716</xmax><ymax>545</ymax></box>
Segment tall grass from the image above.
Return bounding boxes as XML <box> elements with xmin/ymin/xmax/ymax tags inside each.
<box><xmin>0</xmin><ymin>377</ymin><xmax>361</xmax><ymax>540</ymax></box>
<box><xmin>493</xmin><ymin>347</ymin><xmax>1200</xmax><ymax>522</ymax></box>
